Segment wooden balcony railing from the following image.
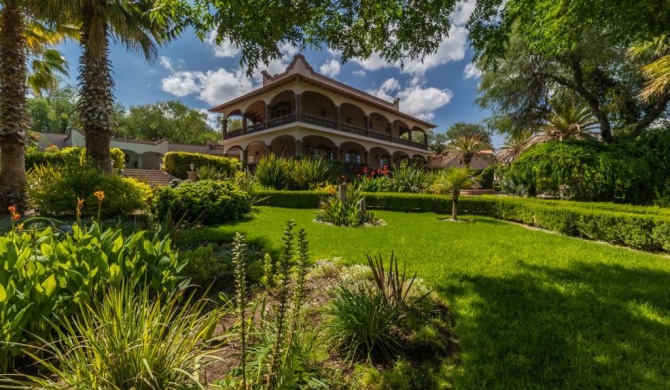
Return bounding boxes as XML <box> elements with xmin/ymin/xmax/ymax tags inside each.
<box><xmin>222</xmin><ymin>113</ymin><xmax>427</xmax><ymax>150</ymax></box>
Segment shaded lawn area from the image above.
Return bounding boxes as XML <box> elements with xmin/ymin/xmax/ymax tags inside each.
<box><xmin>205</xmin><ymin>206</ymin><xmax>670</xmax><ymax>389</ymax></box>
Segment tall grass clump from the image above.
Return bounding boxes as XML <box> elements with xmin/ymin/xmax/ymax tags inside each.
<box><xmin>14</xmin><ymin>285</ymin><xmax>223</xmax><ymax>389</ymax></box>
<box><xmin>255</xmin><ymin>154</ymin><xmax>293</xmax><ymax>190</ymax></box>
<box><xmin>292</xmin><ymin>157</ymin><xmax>337</xmax><ymax>190</ymax></box>
<box><xmin>390</xmin><ymin>163</ymin><xmax>430</xmax><ymax>193</ymax></box>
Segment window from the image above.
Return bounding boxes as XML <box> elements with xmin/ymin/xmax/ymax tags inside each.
<box><xmin>379</xmin><ymin>156</ymin><xmax>389</xmax><ymax>169</ymax></box>
<box><xmin>345</xmin><ymin>150</ymin><xmax>361</xmax><ymax>163</ymax></box>
<box><xmin>314</xmin><ymin>145</ymin><xmax>333</xmax><ymax>160</ymax></box>
<box><xmin>271</xmin><ymin>101</ymin><xmax>292</xmax><ymax>118</ymax></box>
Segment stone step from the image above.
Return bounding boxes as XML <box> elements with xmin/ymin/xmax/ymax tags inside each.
<box><xmin>122</xmin><ymin>169</ymin><xmax>177</xmax><ymax>187</ymax></box>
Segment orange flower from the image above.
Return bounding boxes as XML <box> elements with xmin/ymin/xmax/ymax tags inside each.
<box><xmin>77</xmin><ymin>198</ymin><xmax>85</xmax><ymax>210</ymax></box>
<box><xmin>11</xmin><ymin>212</ymin><xmax>20</xmax><ymax>222</ymax></box>
<box><xmin>93</xmin><ymin>191</ymin><xmax>105</xmax><ymax>203</ymax></box>
<box><xmin>7</xmin><ymin>205</ymin><xmax>16</xmax><ymax>215</ymax></box>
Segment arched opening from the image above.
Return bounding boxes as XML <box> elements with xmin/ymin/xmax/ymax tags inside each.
<box><xmin>141</xmin><ymin>152</ymin><xmax>163</xmax><ymax>170</ymax></box>
<box><xmin>340</xmin><ymin>103</ymin><xmax>366</xmax><ymax>130</ymax></box>
<box><xmin>121</xmin><ymin>149</ymin><xmax>139</xmax><ymax>169</ymax></box>
<box><xmin>269</xmin><ymin>90</ymin><xmax>295</xmax><ymax>116</ymax></box>
<box><xmin>244</xmin><ymin>100</ymin><xmax>267</xmax><ymax>125</ymax></box>
<box><xmin>246</xmin><ymin>140</ymin><xmax>269</xmax><ymax>165</ymax></box>
<box><xmin>369</xmin><ymin>112</ymin><xmax>392</xmax><ymax>135</ymax></box>
<box><xmin>411</xmin><ymin>154</ymin><xmax>428</xmax><ymax>167</ymax></box>
<box><xmin>303</xmin><ymin>135</ymin><xmax>336</xmax><ymax>160</ymax></box>
<box><xmin>340</xmin><ymin>141</ymin><xmax>366</xmax><ymax>164</ymax></box>
<box><xmin>301</xmin><ymin>91</ymin><xmax>336</xmax><ymax>121</ymax></box>
<box><xmin>225</xmin><ymin>146</ymin><xmax>243</xmax><ymax>160</ymax></box>
<box><xmin>393</xmin><ymin>120</ymin><xmax>412</xmax><ymax>139</ymax></box>
<box><xmin>392</xmin><ymin>151</ymin><xmax>410</xmax><ymax>168</ymax></box>
<box><xmin>224</xmin><ymin>109</ymin><xmax>245</xmax><ymax>139</ymax></box>
<box><xmin>411</xmin><ymin>126</ymin><xmax>427</xmax><ymax>146</ymax></box>
<box><xmin>270</xmin><ymin>135</ymin><xmax>297</xmax><ymax>158</ymax></box>
<box><xmin>370</xmin><ymin>146</ymin><xmax>391</xmax><ymax>170</ymax></box>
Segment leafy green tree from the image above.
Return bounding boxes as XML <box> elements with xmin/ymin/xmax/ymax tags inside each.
<box><xmin>189</xmin><ymin>0</ymin><xmax>459</xmax><ymax>72</ymax></box>
<box><xmin>425</xmin><ymin>130</ymin><xmax>448</xmax><ymax>153</ymax></box>
<box><xmin>477</xmin><ymin>28</ymin><xmax>669</xmax><ymax>143</ymax></box>
<box><xmin>445</xmin><ymin>122</ymin><xmax>491</xmax><ymax>143</ymax></box>
<box><xmin>113</xmin><ymin>101</ymin><xmax>219</xmax><ymax>144</ymax></box>
<box><xmin>28</xmin><ymin>84</ymin><xmax>79</xmax><ymax>134</ymax></box>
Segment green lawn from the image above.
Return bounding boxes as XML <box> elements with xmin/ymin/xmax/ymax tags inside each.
<box><xmin>205</xmin><ymin>206</ymin><xmax>670</xmax><ymax>389</ymax></box>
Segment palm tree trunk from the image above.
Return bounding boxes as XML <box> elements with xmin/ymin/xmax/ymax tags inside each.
<box><xmin>78</xmin><ymin>5</ymin><xmax>114</xmax><ymax>173</ymax></box>
<box><xmin>0</xmin><ymin>4</ymin><xmax>28</xmax><ymax>210</ymax></box>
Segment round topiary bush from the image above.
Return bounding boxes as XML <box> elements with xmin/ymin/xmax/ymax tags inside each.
<box><xmin>152</xmin><ymin>180</ymin><xmax>251</xmax><ymax>224</ymax></box>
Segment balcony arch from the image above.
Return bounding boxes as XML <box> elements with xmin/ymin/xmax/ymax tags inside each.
<box><xmin>393</xmin><ymin>119</ymin><xmax>412</xmax><ymax>139</ymax></box>
<box><xmin>301</xmin><ymin>90</ymin><xmax>336</xmax><ymax>121</ymax></box>
<box><xmin>243</xmin><ymin>100</ymin><xmax>267</xmax><ymax>124</ymax></box>
<box><xmin>368</xmin><ymin>112</ymin><xmax>392</xmax><ymax>135</ymax></box>
<box><xmin>392</xmin><ymin>151</ymin><xmax>410</xmax><ymax>168</ymax></box>
<box><xmin>340</xmin><ymin>103</ymin><xmax>366</xmax><ymax>130</ymax></box>
<box><xmin>340</xmin><ymin>141</ymin><xmax>366</xmax><ymax>164</ymax></box>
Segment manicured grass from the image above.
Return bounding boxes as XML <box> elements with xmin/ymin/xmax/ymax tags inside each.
<box><xmin>206</xmin><ymin>206</ymin><xmax>670</xmax><ymax>389</ymax></box>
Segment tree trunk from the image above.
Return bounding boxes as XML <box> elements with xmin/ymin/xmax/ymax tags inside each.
<box><xmin>451</xmin><ymin>192</ymin><xmax>459</xmax><ymax>221</ymax></box>
<box><xmin>0</xmin><ymin>4</ymin><xmax>28</xmax><ymax>210</ymax></box>
<box><xmin>78</xmin><ymin>5</ymin><xmax>114</xmax><ymax>173</ymax></box>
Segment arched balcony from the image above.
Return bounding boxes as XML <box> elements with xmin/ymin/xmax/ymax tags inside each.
<box><xmin>221</xmin><ymin>88</ymin><xmax>430</xmax><ymax>150</ymax></box>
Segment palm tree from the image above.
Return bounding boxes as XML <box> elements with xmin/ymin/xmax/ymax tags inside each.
<box><xmin>431</xmin><ymin>168</ymin><xmax>472</xmax><ymax>221</ymax></box>
<box><xmin>630</xmin><ymin>35</ymin><xmax>670</xmax><ymax>102</ymax></box>
<box><xmin>25</xmin><ymin>20</ymin><xmax>78</xmax><ymax>96</ymax></box>
<box><xmin>496</xmin><ymin>130</ymin><xmax>535</xmax><ymax>164</ymax></box>
<box><xmin>0</xmin><ymin>7</ymin><xmax>74</xmax><ymax>209</ymax></box>
<box><xmin>36</xmin><ymin>1</ymin><xmax>174</xmax><ymax>173</ymax></box>
<box><xmin>443</xmin><ymin>133</ymin><xmax>493</xmax><ymax>168</ymax></box>
<box><xmin>528</xmin><ymin>97</ymin><xmax>599</xmax><ymax>145</ymax></box>
<box><xmin>0</xmin><ymin>2</ymin><xmax>31</xmax><ymax>209</ymax></box>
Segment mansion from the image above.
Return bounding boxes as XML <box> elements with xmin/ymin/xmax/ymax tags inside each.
<box><xmin>211</xmin><ymin>55</ymin><xmax>435</xmax><ymax>169</ymax></box>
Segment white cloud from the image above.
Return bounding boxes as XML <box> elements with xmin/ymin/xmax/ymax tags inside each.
<box><xmin>450</xmin><ymin>1</ymin><xmax>477</xmax><ymax>26</ymax></box>
<box><xmin>319</xmin><ymin>59</ymin><xmax>341</xmax><ymax>77</ymax></box>
<box><xmin>353</xmin><ymin>70</ymin><xmax>366</xmax><ymax>77</ymax></box>
<box><xmin>159</xmin><ymin>56</ymin><xmax>174</xmax><ymax>72</ymax></box>
<box><xmin>161</xmin><ymin>72</ymin><xmax>200</xmax><ymax>97</ymax></box>
<box><xmin>205</xmin><ymin>31</ymin><xmax>240</xmax><ymax>58</ymax></box>
<box><xmin>369</xmin><ymin>77</ymin><xmax>452</xmax><ymax>120</ymax></box>
<box><xmin>197</xmin><ymin>108</ymin><xmax>221</xmax><ymax>130</ymax></box>
<box><xmin>351</xmin><ymin>26</ymin><xmax>469</xmax><ymax>75</ymax></box>
<box><xmin>463</xmin><ymin>63</ymin><xmax>482</xmax><ymax>79</ymax></box>
<box><xmin>161</xmin><ymin>68</ymin><xmax>255</xmax><ymax>105</ymax></box>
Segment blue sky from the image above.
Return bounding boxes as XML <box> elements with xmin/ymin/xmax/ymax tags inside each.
<box><xmin>57</xmin><ymin>2</ymin><xmax>493</xmax><ymax>140</ymax></box>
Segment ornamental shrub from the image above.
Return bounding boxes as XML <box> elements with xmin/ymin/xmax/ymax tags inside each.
<box><xmin>162</xmin><ymin>151</ymin><xmax>240</xmax><ymax>179</ymax></box>
<box><xmin>26</xmin><ymin>147</ymin><xmax>125</xmax><ymax>170</ymax></box>
<box><xmin>255</xmin><ymin>154</ymin><xmax>294</xmax><ymax>190</ymax></box>
<box><xmin>26</xmin><ymin>163</ymin><xmax>152</xmax><ymax>218</ymax></box>
<box><xmin>152</xmin><ymin>180</ymin><xmax>251</xmax><ymax>224</ymax></box>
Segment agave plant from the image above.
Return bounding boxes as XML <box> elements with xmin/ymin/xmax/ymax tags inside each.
<box><xmin>255</xmin><ymin>154</ymin><xmax>293</xmax><ymax>190</ymax></box>
<box><xmin>390</xmin><ymin>162</ymin><xmax>430</xmax><ymax>193</ymax></box>
<box><xmin>292</xmin><ymin>156</ymin><xmax>337</xmax><ymax>190</ymax></box>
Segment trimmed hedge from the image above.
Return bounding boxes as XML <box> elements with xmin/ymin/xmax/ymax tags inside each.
<box><xmin>256</xmin><ymin>190</ymin><xmax>670</xmax><ymax>252</ymax></box>
<box><xmin>26</xmin><ymin>147</ymin><xmax>125</xmax><ymax>169</ymax></box>
<box><xmin>162</xmin><ymin>152</ymin><xmax>240</xmax><ymax>179</ymax></box>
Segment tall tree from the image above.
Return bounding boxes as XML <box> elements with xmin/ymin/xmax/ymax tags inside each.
<box><xmin>477</xmin><ymin>29</ymin><xmax>670</xmax><ymax>143</ymax></box>
<box><xmin>0</xmin><ymin>2</ymin><xmax>29</xmax><ymax>208</ymax></box>
<box><xmin>445</xmin><ymin>122</ymin><xmax>491</xmax><ymax>143</ymax></box>
<box><xmin>37</xmin><ymin>1</ymin><xmax>184</xmax><ymax>172</ymax></box>
<box><xmin>28</xmin><ymin>84</ymin><xmax>79</xmax><ymax>133</ymax></box>
<box><xmin>113</xmin><ymin>101</ymin><xmax>219</xmax><ymax>144</ymax></box>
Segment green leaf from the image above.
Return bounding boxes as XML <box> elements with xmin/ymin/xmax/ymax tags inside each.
<box><xmin>0</xmin><ymin>283</ymin><xmax>7</xmax><ymax>303</ymax></box>
<box><xmin>41</xmin><ymin>274</ymin><xmax>57</xmax><ymax>298</ymax></box>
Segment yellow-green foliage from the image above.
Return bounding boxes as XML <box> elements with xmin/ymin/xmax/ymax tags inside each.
<box><xmin>26</xmin><ymin>147</ymin><xmax>125</xmax><ymax>170</ymax></box>
<box><xmin>162</xmin><ymin>151</ymin><xmax>240</xmax><ymax>179</ymax></box>
<box><xmin>27</xmin><ymin>164</ymin><xmax>152</xmax><ymax>218</ymax></box>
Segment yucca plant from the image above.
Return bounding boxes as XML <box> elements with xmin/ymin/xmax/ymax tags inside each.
<box><xmin>292</xmin><ymin>157</ymin><xmax>337</xmax><ymax>190</ymax></box>
<box><xmin>13</xmin><ymin>285</ymin><xmax>223</xmax><ymax>389</ymax></box>
<box><xmin>367</xmin><ymin>253</ymin><xmax>430</xmax><ymax>311</ymax></box>
<box><xmin>390</xmin><ymin>163</ymin><xmax>429</xmax><ymax>193</ymax></box>
<box><xmin>195</xmin><ymin>165</ymin><xmax>228</xmax><ymax>181</ymax></box>
<box><xmin>255</xmin><ymin>154</ymin><xmax>293</xmax><ymax>190</ymax></box>
<box><xmin>316</xmin><ymin>184</ymin><xmax>377</xmax><ymax>227</ymax></box>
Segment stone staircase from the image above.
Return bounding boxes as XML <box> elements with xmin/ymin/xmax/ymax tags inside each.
<box><xmin>122</xmin><ymin>169</ymin><xmax>176</xmax><ymax>187</ymax></box>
